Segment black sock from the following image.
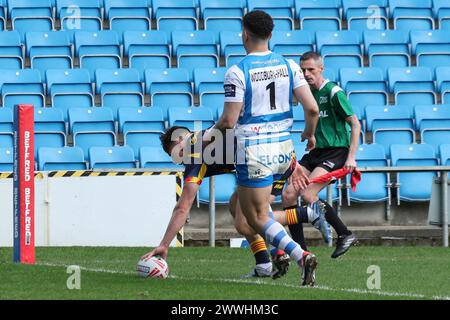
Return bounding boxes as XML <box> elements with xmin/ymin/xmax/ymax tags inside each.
<box><xmin>321</xmin><ymin>200</ymin><xmax>352</xmax><ymax>237</ymax></box>
<box><xmin>285</xmin><ymin>205</ymin><xmax>308</xmax><ymax>251</ymax></box>
<box><xmin>296</xmin><ymin>206</ymin><xmax>309</xmax><ymax>223</ymax></box>
<box><xmin>254</xmin><ymin>250</ymin><xmax>271</xmax><ymax>265</ymax></box>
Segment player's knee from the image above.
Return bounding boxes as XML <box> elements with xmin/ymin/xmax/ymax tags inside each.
<box><xmin>300</xmin><ymin>190</ymin><xmax>316</xmax><ymax>204</ymax></box>
<box><xmin>282</xmin><ymin>188</ymin><xmax>297</xmax><ymax>206</ymax></box>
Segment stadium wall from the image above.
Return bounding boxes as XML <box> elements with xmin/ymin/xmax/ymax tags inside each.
<box><xmin>0</xmin><ymin>174</ymin><xmax>178</xmax><ymax>247</ymax></box>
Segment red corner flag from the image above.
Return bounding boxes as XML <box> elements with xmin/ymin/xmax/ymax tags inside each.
<box><xmin>309</xmin><ymin>168</ymin><xmax>361</xmax><ymax>192</ymax></box>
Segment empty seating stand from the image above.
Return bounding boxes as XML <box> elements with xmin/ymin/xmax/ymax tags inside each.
<box><xmin>200</xmin><ymin>0</ymin><xmax>244</xmax><ymax>32</ymax></box>
<box><xmin>69</xmin><ymin>107</ymin><xmax>116</xmax><ymax>160</ymax></box>
<box><xmin>139</xmin><ymin>145</ymin><xmax>182</xmax><ymax>170</ymax></box>
<box><xmin>390</xmin><ymin>143</ymin><xmax>438</xmax><ymax>202</ymax></box>
<box><xmin>145</xmin><ymin>68</ymin><xmax>193</xmax><ymax>108</ymax></box>
<box><xmin>0</xmin><ymin>107</ymin><xmax>13</xmax><ymax>148</ymax></box>
<box><xmin>118</xmin><ymin>107</ymin><xmax>166</xmax><ymax>156</ymax></box>
<box><xmin>0</xmin><ymin>69</ymin><xmax>45</xmax><ymax>108</ymax></box>
<box><xmin>168</xmin><ymin>107</ymin><xmax>215</xmax><ymax>131</ymax></box>
<box><xmin>89</xmin><ymin>145</ymin><xmax>136</xmax><ymax>169</ymax></box>
<box><xmin>123</xmin><ymin>31</ymin><xmax>171</xmax><ymax>80</ymax></box>
<box><xmin>95</xmin><ymin>68</ymin><xmax>144</xmax><ymax>108</ymax></box>
<box><xmin>270</xmin><ymin>30</ymin><xmax>314</xmax><ymax>61</ymax></box>
<box><xmin>34</xmin><ymin>107</ymin><xmax>66</xmax><ymax>158</ymax></box>
<box><xmin>388</xmin><ymin>67</ymin><xmax>437</xmax><ymax>105</ymax></box>
<box><xmin>0</xmin><ymin>147</ymin><xmax>13</xmax><ymax>171</ymax></box>
<box><xmin>46</xmin><ymin>68</ymin><xmax>94</xmax><ymax>120</ymax></box>
<box><xmin>414</xmin><ymin>104</ymin><xmax>450</xmax><ymax>152</ymax></box>
<box><xmin>75</xmin><ymin>30</ymin><xmax>122</xmax><ymax>78</ymax></box>
<box><xmin>153</xmin><ymin>0</ymin><xmax>198</xmax><ymax>32</ymax></box>
<box><xmin>434</xmin><ymin>0</ymin><xmax>450</xmax><ymax>30</ymax></box>
<box><xmin>436</xmin><ymin>67</ymin><xmax>450</xmax><ymax>103</ymax></box>
<box><xmin>57</xmin><ymin>0</ymin><xmax>103</xmax><ymax>33</ymax></box>
<box><xmin>9</xmin><ymin>0</ymin><xmax>54</xmax><ymax>41</ymax></box>
<box><xmin>343</xmin><ymin>0</ymin><xmax>388</xmax><ymax>31</ymax></box>
<box><xmin>193</xmin><ymin>67</ymin><xmax>226</xmax><ymax>112</ymax></box>
<box><xmin>410</xmin><ymin>30</ymin><xmax>450</xmax><ymax>69</ymax></box>
<box><xmin>390</xmin><ymin>0</ymin><xmax>435</xmax><ymax>30</ymax></box>
<box><xmin>38</xmin><ymin>146</ymin><xmax>87</xmax><ymax>171</ymax></box>
<box><xmin>219</xmin><ymin>31</ymin><xmax>245</xmax><ymax>67</ymax></box>
<box><xmin>0</xmin><ymin>31</ymin><xmax>24</xmax><ymax>69</ymax></box>
<box><xmin>296</xmin><ymin>0</ymin><xmax>342</xmax><ymax>31</ymax></box>
<box><xmin>104</xmin><ymin>0</ymin><xmax>151</xmax><ymax>34</ymax></box>
<box><xmin>26</xmin><ymin>31</ymin><xmax>73</xmax><ymax>79</ymax></box>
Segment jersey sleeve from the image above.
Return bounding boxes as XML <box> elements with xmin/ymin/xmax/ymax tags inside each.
<box><xmin>331</xmin><ymin>85</ymin><xmax>355</xmax><ymax>118</ymax></box>
<box><xmin>224</xmin><ymin>65</ymin><xmax>245</xmax><ymax>103</ymax></box>
<box><xmin>287</xmin><ymin>59</ymin><xmax>308</xmax><ymax>90</ymax></box>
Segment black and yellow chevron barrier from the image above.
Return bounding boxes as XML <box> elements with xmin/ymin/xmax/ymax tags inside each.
<box><xmin>0</xmin><ymin>170</ymin><xmax>185</xmax><ymax>248</ymax></box>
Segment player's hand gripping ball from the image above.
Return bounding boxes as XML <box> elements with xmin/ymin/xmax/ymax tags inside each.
<box><xmin>136</xmin><ymin>255</ymin><xmax>169</xmax><ymax>279</ymax></box>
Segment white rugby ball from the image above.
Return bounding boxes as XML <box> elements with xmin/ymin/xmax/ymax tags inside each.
<box><xmin>136</xmin><ymin>256</ymin><xmax>169</xmax><ymax>279</ymax></box>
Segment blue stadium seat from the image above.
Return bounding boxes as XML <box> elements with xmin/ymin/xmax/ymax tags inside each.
<box><xmin>415</xmin><ymin>104</ymin><xmax>450</xmax><ymax>152</ymax></box>
<box><xmin>34</xmin><ymin>107</ymin><xmax>66</xmax><ymax>158</ymax></box>
<box><xmin>89</xmin><ymin>146</ymin><xmax>136</xmax><ymax>169</ymax></box>
<box><xmin>0</xmin><ymin>107</ymin><xmax>13</xmax><ymax>148</ymax></box>
<box><xmin>292</xmin><ymin>106</ymin><xmax>305</xmax><ymax>133</ymax></box>
<box><xmin>57</xmin><ymin>0</ymin><xmax>103</xmax><ymax>32</ymax></box>
<box><xmin>95</xmin><ymin>68</ymin><xmax>144</xmax><ymax>107</ymax></box>
<box><xmin>123</xmin><ymin>31</ymin><xmax>171</xmax><ymax>80</ymax></box>
<box><xmin>219</xmin><ymin>31</ymin><xmax>245</xmax><ymax>67</ymax></box>
<box><xmin>296</xmin><ymin>0</ymin><xmax>342</xmax><ymax>31</ymax></box>
<box><xmin>388</xmin><ymin>67</ymin><xmax>437</xmax><ymax>105</ymax></box>
<box><xmin>440</xmin><ymin>144</ymin><xmax>450</xmax><ymax>165</ymax></box>
<box><xmin>316</xmin><ymin>31</ymin><xmax>363</xmax><ymax>73</ymax></box>
<box><xmin>248</xmin><ymin>0</ymin><xmax>294</xmax><ymax>31</ymax></box>
<box><xmin>323</xmin><ymin>68</ymin><xmax>337</xmax><ymax>83</ymax></box>
<box><xmin>339</xmin><ymin>67</ymin><xmax>388</xmax><ymax>107</ymax></box>
<box><xmin>38</xmin><ymin>146</ymin><xmax>87</xmax><ymax>171</ymax></box>
<box><xmin>436</xmin><ymin>66</ymin><xmax>450</xmax><ymax>103</ymax></box>
<box><xmin>390</xmin><ymin>144</ymin><xmax>438</xmax><ymax>201</ymax></box>
<box><xmin>390</xmin><ymin>0</ymin><xmax>435</xmax><ymax>30</ymax></box>
<box><xmin>139</xmin><ymin>146</ymin><xmax>183</xmax><ymax>170</ymax></box>
<box><xmin>193</xmin><ymin>67</ymin><xmax>226</xmax><ymax>112</ymax></box>
<box><xmin>348</xmin><ymin>144</ymin><xmax>390</xmax><ymax>202</ymax></box>
<box><xmin>0</xmin><ymin>147</ymin><xmax>13</xmax><ymax>171</ymax></box>
<box><xmin>9</xmin><ymin>0</ymin><xmax>54</xmax><ymax>41</ymax></box>
<box><xmin>26</xmin><ymin>31</ymin><xmax>73</xmax><ymax>79</ymax></box>
<box><xmin>343</xmin><ymin>0</ymin><xmax>388</xmax><ymax>31</ymax></box>
<box><xmin>172</xmin><ymin>31</ymin><xmax>219</xmax><ymax>79</ymax></box>
<box><xmin>46</xmin><ymin>69</ymin><xmax>94</xmax><ymax>120</ymax></box>
<box><xmin>104</xmin><ymin>0</ymin><xmax>151</xmax><ymax>34</ymax></box>
<box><xmin>145</xmin><ymin>68</ymin><xmax>193</xmax><ymax>107</ymax></box>
<box><xmin>199</xmin><ymin>174</ymin><xmax>237</xmax><ymax>204</ymax></box>
<box><xmin>74</xmin><ymin>30</ymin><xmax>122</xmax><ymax>78</ymax></box>
<box><xmin>119</xmin><ymin>107</ymin><xmax>165</xmax><ymax>156</ymax></box>
<box><xmin>200</xmin><ymin>0</ymin><xmax>244</xmax><ymax>32</ymax></box>
<box><xmin>153</xmin><ymin>0</ymin><xmax>198</xmax><ymax>32</ymax></box>
<box><xmin>0</xmin><ymin>31</ymin><xmax>24</xmax><ymax>69</ymax></box>
<box><xmin>366</xmin><ymin>105</ymin><xmax>415</xmax><ymax>157</ymax></box>
<box><xmin>411</xmin><ymin>30</ymin><xmax>450</xmax><ymax>69</ymax></box>
<box><xmin>0</xmin><ymin>1</ymin><xmax>5</xmax><ymax>31</ymax></box>
<box><xmin>168</xmin><ymin>107</ymin><xmax>215</xmax><ymax>131</ymax></box>
<box><xmin>364</xmin><ymin>30</ymin><xmax>411</xmax><ymax>74</ymax></box>
<box><xmin>434</xmin><ymin>0</ymin><xmax>450</xmax><ymax>30</ymax></box>
<box><xmin>0</xmin><ymin>69</ymin><xmax>45</xmax><ymax>108</ymax></box>
<box><xmin>69</xmin><ymin>107</ymin><xmax>116</xmax><ymax>160</ymax></box>
<box><xmin>269</xmin><ymin>31</ymin><xmax>314</xmax><ymax>60</ymax></box>
<box><xmin>318</xmin><ymin>180</ymin><xmax>341</xmax><ymax>202</ymax></box>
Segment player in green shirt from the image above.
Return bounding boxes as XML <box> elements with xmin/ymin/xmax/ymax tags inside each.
<box><xmin>283</xmin><ymin>51</ymin><xmax>361</xmax><ymax>258</ymax></box>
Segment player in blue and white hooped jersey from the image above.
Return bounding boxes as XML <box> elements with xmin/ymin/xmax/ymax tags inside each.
<box><xmin>205</xmin><ymin>11</ymin><xmax>320</xmax><ymax>286</ymax></box>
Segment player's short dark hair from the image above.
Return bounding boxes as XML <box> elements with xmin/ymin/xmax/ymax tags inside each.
<box><xmin>160</xmin><ymin>126</ymin><xmax>190</xmax><ymax>155</ymax></box>
<box><xmin>300</xmin><ymin>51</ymin><xmax>323</xmax><ymax>63</ymax></box>
<box><xmin>243</xmin><ymin>10</ymin><xmax>274</xmax><ymax>41</ymax></box>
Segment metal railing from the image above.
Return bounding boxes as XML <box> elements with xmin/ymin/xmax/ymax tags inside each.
<box><xmin>207</xmin><ymin>166</ymin><xmax>450</xmax><ymax>248</ymax></box>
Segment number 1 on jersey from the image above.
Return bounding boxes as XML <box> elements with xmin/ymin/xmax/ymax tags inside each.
<box><xmin>266</xmin><ymin>82</ymin><xmax>276</xmax><ymax>110</ymax></box>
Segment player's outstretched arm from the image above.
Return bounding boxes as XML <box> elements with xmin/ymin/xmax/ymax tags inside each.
<box><xmin>141</xmin><ymin>183</ymin><xmax>199</xmax><ymax>260</ymax></box>
<box><xmin>294</xmin><ymin>85</ymin><xmax>319</xmax><ymax>151</ymax></box>
<box><xmin>344</xmin><ymin>115</ymin><xmax>361</xmax><ymax>171</ymax></box>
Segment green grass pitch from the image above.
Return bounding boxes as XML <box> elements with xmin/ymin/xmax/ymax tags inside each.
<box><xmin>1</xmin><ymin>246</ymin><xmax>449</xmax><ymax>300</ymax></box>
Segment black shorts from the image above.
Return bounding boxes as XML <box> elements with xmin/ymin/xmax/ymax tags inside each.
<box><xmin>299</xmin><ymin>147</ymin><xmax>349</xmax><ymax>173</ymax></box>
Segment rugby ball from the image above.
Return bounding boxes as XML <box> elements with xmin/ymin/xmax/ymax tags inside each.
<box><xmin>136</xmin><ymin>256</ymin><xmax>169</xmax><ymax>279</ymax></box>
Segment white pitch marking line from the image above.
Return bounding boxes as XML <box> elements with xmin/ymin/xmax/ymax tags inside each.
<box><xmin>36</xmin><ymin>262</ymin><xmax>450</xmax><ymax>300</ymax></box>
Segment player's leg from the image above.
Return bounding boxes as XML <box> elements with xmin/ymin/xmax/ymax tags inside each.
<box><xmin>229</xmin><ymin>192</ymin><xmax>272</xmax><ymax>277</ymax></box>
<box><xmin>302</xmin><ymin>166</ymin><xmax>357</xmax><ymax>258</ymax></box>
<box><xmin>282</xmin><ymin>182</ymin><xmax>307</xmax><ymax>250</ymax></box>
<box><xmin>237</xmin><ymin>185</ymin><xmax>317</xmax><ymax>286</ymax></box>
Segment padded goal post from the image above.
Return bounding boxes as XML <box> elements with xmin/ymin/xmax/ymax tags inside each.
<box><xmin>13</xmin><ymin>104</ymin><xmax>35</xmax><ymax>264</ymax></box>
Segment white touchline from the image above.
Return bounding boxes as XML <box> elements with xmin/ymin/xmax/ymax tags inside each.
<box><xmin>36</xmin><ymin>262</ymin><xmax>450</xmax><ymax>301</ymax></box>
